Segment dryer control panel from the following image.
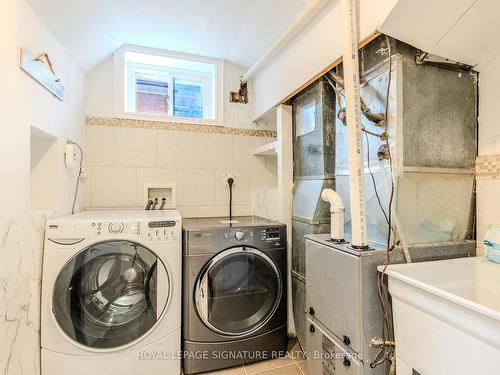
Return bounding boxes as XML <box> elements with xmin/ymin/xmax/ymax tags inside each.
<box><xmin>185</xmin><ymin>225</ymin><xmax>286</xmax><ymax>255</ymax></box>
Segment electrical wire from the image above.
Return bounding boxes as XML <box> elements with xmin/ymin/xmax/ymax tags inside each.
<box><xmin>370</xmin><ymin>35</ymin><xmax>398</xmax><ymax>369</ymax></box>
<box><xmin>325</xmin><ymin>37</ymin><xmax>398</xmax><ymax>367</ymax></box>
<box><xmin>325</xmin><ymin>74</ymin><xmax>343</xmax><ymax>108</ymax></box>
<box><xmin>325</xmin><ymin>63</ymin><xmax>389</xmax><ymax>224</ymax></box>
<box><xmin>325</xmin><ymin>72</ymin><xmax>386</xmax><ymax>140</ymax></box>
<box><xmin>70</xmin><ymin>141</ymin><xmax>83</xmax><ymax>215</ymax></box>
<box><xmin>365</xmin><ymin>131</ymin><xmax>389</xmax><ymax>225</ymax></box>
<box><xmin>228</xmin><ymin>178</ymin><xmax>234</xmax><ymax>220</ymax></box>
<box><xmin>324</xmin><ymin>34</ymin><xmax>399</xmax><ymax>368</ymax></box>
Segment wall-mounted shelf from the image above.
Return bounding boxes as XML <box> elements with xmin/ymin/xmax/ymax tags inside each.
<box><xmin>252</xmin><ymin>141</ymin><xmax>277</xmax><ymax>156</ymax></box>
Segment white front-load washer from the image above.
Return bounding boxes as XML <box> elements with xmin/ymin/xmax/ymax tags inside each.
<box><xmin>41</xmin><ymin>210</ymin><xmax>182</xmax><ymax>375</ymax></box>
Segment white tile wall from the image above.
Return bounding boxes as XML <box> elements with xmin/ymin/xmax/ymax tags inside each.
<box><xmin>157</xmin><ymin>130</ymin><xmax>196</xmax><ymax>169</ymax></box>
<box><xmin>177</xmin><ymin>168</ymin><xmax>216</xmax><ymax>206</ymax></box>
<box><xmin>85</xmin><ymin>125</ymin><xmax>277</xmax><ymax>218</ymax></box>
<box><xmin>233</xmin><ymin>135</ymin><xmax>269</xmax><ymax>170</ymax></box>
<box><xmin>195</xmin><ymin>133</ymin><xmax>233</xmax><ymax>169</ymax></box>
<box><xmin>114</xmin><ymin>127</ymin><xmax>157</xmax><ymax>167</ymax></box>
<box><xmin>85</xmin><ymin>125</ymin><xmax>114</xmax><ymax>166</ymax></box>
<box><xmin>91</xmin><ymin>166</ymin><xmax>136</xmax><ymax>207</ymax></box>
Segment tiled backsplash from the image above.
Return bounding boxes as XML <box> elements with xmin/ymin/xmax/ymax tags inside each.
<box><xmin>86</xmin><ymin>116</ymin><xmax>277</xmax><ymax>137</ymax></box>
<box><xmin>476</xmin><ymin>154</ymin><xmax>500</xmax><ymax>253</ymax></box>
<box><xmin>84</xmin><ymin>123</ymin><xmax>277</xmax><ymax>218</ymax></box>
<box><xmin>476</xmin><ymin>154</ymin><xmax>500</xmax><ymax>179</ymax></box>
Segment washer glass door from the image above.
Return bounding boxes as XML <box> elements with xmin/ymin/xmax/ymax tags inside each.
<box><xmin>195</xmin><ymin>247</ymin><xmax>282</xmax><ymax>336</ymax></box>
<box><xmin>52</xmin><ymin>240</ymin><xmax>169</xmax><ymax>349</ymax></box>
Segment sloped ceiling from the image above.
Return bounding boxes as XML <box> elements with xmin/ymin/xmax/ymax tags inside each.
<box><xmin>379</xmin><ymin>0</ymin><xmax>500</xmax><ymax>70</ymax></box>
<box><xmin>27</xmin><ymin>0</ymin><xmax>306</xmax><ymax>72</ymax></box>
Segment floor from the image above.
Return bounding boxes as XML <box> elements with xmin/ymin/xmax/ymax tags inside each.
<box><xmin>203</xmin><ymin>341</ymin><xmax>307</xmax><ymax>375</ymax></box>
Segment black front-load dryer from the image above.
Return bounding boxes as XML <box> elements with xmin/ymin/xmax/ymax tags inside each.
<box><xmin>182</xmin><ymin>216</ymin><xmax>287</xmax><ymax>374</ymax></box>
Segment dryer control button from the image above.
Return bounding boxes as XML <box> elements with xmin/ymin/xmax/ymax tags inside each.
<box><xmin>235</xmin><ymin>230</ymin><xmax>245</xmax><ymax>241</ymax></box>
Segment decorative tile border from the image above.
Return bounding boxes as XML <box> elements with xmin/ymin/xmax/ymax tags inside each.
<box><xmin>86</xmin><ymin>116</ymin><xmax>277</xmax><ymax>138</ymax></box>
<box><xmin>476</xmin><ymin>154</ymin><xmax>500</xmax><ymax>179</ymax></box>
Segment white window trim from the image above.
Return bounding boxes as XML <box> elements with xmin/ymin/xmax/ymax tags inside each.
<box><xmin>114</xmin><ymin>44</ymin><xmax>224</xmax><ymax>126</ymax></box>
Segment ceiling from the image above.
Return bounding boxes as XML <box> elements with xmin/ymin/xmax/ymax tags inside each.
<box><xmin>379</xmin><ymin>0</ymin><xmax>500</xmax><ymax>70</ymax></box>
<box><xmin>27</xmin><ymin>0</ymin><xmax>307</xmax><ymax>73</ymax></box>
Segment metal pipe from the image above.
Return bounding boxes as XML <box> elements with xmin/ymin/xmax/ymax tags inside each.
<box><xmin>326</xmin><ymin>71</ymin><xmax>386</xmax><ymax>125</ymax></box>
<box><xmin>151</xmin><ymin>197</ymin><xmax>158</xmax><ymax>210</ymax></box>
<box><xmin>341</xmin><ymin>0</ymin><xmax>368</xmax><ymax>248</ymax></box>
<box><xmin>159</xmin><ymin>197</ymin><xmax>166</xmax><ymax>210</ymax></box>
<box><xmin>241</xmin><ymin>0</ymin><xmax>329</xmax><ymax>84</ymax></box>
<box><xmin>370</xmin><ymin>337</ymin><xmax>395</xmax><ymax>348</ymax></box>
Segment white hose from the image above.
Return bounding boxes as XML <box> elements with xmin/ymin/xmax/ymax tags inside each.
<box><xmin>68</xmin><ymin>141</ymin><xmax>83</xmax><ymax>215</ymax></box>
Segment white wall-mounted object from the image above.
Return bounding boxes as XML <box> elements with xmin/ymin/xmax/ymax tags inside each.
<box><xmin>251</xmin><ymin>141</ymin><xmax>277</xmax><ymax>156</ymax></box>
<box><xmin>20</xmin><ymin>47</ymin><xmax>65</xmax><ymax>100</ymax></box>
<box><xmin>64</xmin><ymin>143</ymin><xmax>77</xmax><ymax>168</ymax></box>
<box><xmin>384</xmin><ymin>257</ymin><xmax>500</xmax><ymax>375</ymax></box>
<box><xmin>144</xmin><ymin>183</ymin><xmax>176</xmax><ymax>209</ymax></box>
<box><xmin>252</xmin><ymin>105</ymin><xmax>293</xmax><ymax>227</ymax></box>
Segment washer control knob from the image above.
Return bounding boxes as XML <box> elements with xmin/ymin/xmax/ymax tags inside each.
<box><xmin>109</xmin><ymin>222</ymin><xmax>123</xmax><ymax>233</ymax></box>
<box><xmin>235</xmin><ymin>230</ymin><xmax>245</xmax><ymax>241</ymax></box>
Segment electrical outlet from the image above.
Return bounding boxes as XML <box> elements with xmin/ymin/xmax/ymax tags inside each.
<box><xmin>79</xmin><ymin>168</ymin><xmax>88</xmax><ymax>179</ymax></box>
<box><xmin>222</xmin><ymin>172</ymin><xmax>237</xmax><ymax>188</ymax></box>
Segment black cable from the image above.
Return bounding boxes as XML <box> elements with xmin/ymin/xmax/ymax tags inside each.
<box><xmin>371</xmin><ymin>35</ymin><xmax>398</xmax><ymax>369</ymax></box>
<box><xmin>365</xmin><ymin>131</ymin><xmax>389</xmax><ymax>225</ymax></box>
<box><xmin>227</xmin><ymin>178</ymin><xmax>234</xmax><ymax>220</ymax></box>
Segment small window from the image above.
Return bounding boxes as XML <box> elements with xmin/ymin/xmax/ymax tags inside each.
<box><xmin>115</xmin><ymin>45</ymin><xmax>222</xmax><ymax>124</ymax></box>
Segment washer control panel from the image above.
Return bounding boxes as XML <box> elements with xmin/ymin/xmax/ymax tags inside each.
<box><xmin>91</xmin><ymin>220</ymin><xmax>180</xmax><ymax>242</ymax></box>
<box><xmin>145</xmin><ymin>220</ymin><xmax>178</xmax><ymax>242</ymax></box>
<box><xmin>91</xmin><ymin>221</ymin><xmax>139</xmax><ymax>236</ymax></box>
<box><xmin>223</xmin><ymin>228</ymin><xmax>254</xmax><ymax>243</ymax></box>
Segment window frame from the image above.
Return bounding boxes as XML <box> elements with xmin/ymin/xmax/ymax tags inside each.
<box><xmin>114</xmin><ymin>44</ymin><xmax>224</xmax><ymax>126</ymax></box>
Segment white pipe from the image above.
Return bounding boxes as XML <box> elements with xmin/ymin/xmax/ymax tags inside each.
<box><xmin>321</xmin><ymin>189</ymin><xmax>345</xmax><ymax>242</ymax></box>
<box><xmin>341</xmin><ymin>0</ymin><xmax>368</xmax><ymax>248</ymax></box>
<box><xmin>241</xmin><ymin>0</ymin><xmax>329</xmax><ymax>84</ymax></box>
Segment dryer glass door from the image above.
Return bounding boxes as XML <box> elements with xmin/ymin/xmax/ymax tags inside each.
<box><xmin>195</xmin><ymin>247</ymin><xmax>282</xmax><ymax>336</ymax></box>
<box><xmin>52</xmin><ymin>240</ymin><xmax>169</xmax><ymax>349</ymax></box>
